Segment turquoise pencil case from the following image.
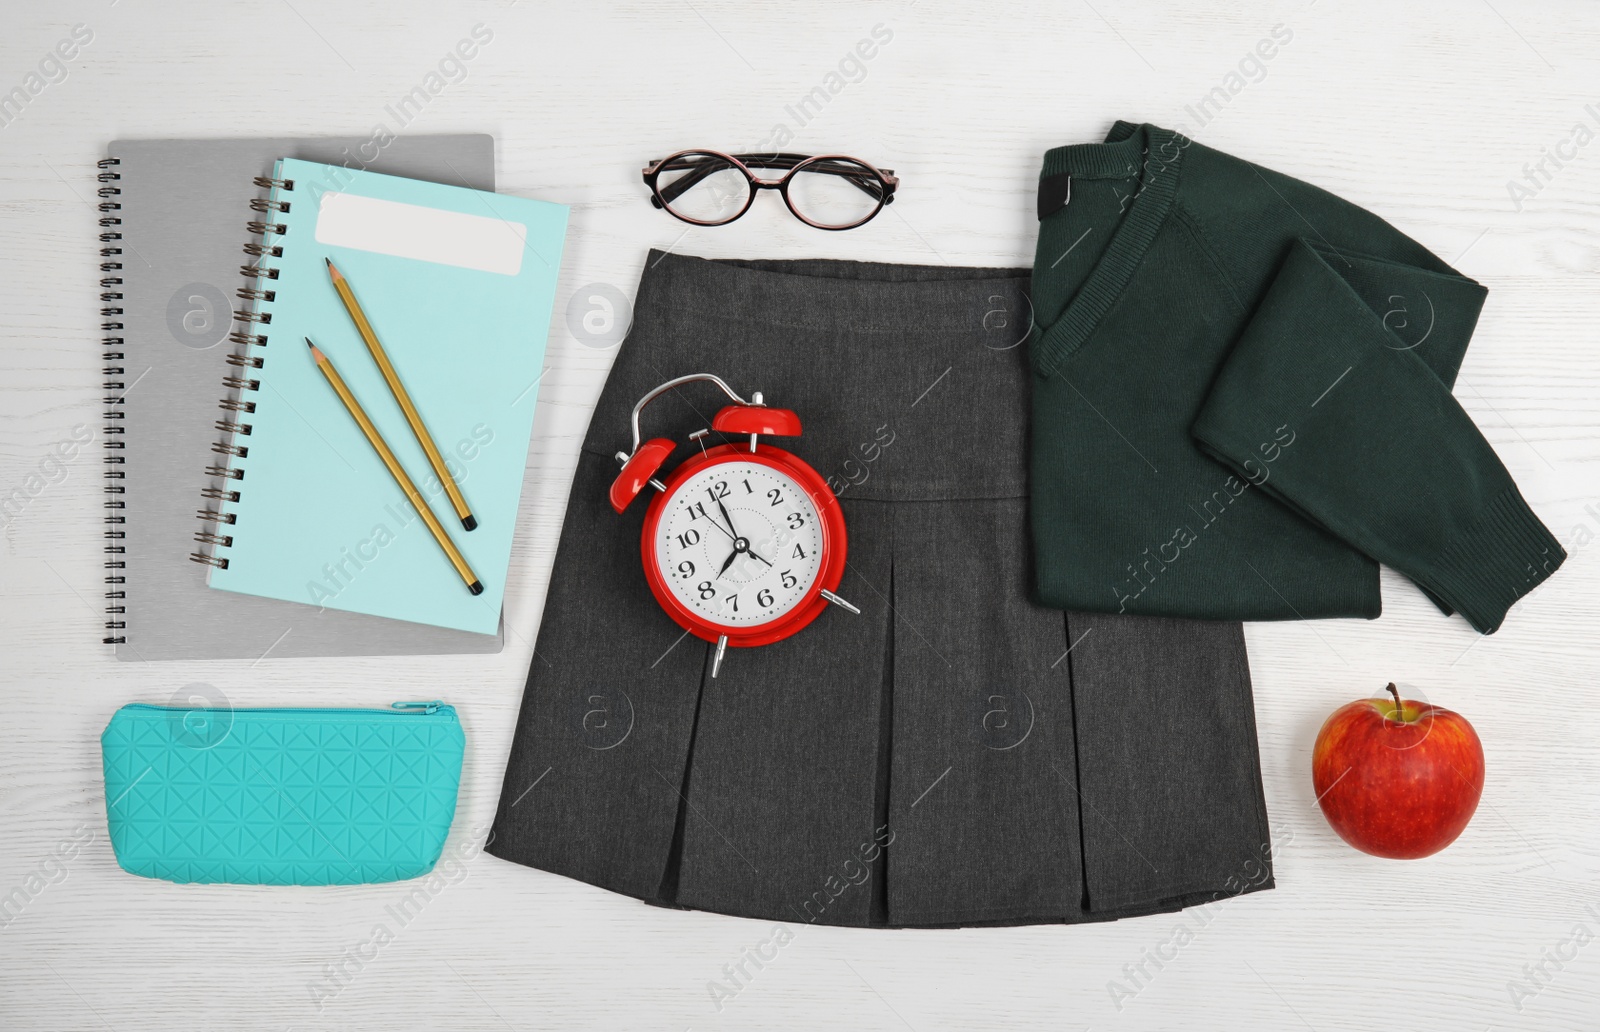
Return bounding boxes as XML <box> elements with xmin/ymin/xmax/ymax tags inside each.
<box><xmin>101</xmin><ymin>701</ymin><xmax>464</xmax><ymax>885</ymax></box>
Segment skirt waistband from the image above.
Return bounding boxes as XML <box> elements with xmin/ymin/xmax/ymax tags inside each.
<box><xmin>637</xmin><ymin>249</ymin><xmax>1033</xmax><ymax>337</ymax></box>
<box><xmin>584</xmin><ymin>252</ymin><xmax>1034</xmax><ymax>502</ymax></box>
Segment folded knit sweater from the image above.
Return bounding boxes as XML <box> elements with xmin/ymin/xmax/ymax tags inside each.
<box><xmin>1028</xmin><ymin>121</ymin><xmax>1562</xmax><ymax>633</ymax></box>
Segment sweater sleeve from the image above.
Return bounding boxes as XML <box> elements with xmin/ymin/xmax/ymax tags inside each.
<box><xmin>1190</xmin><ymin>237</ymin><xmax>1564</xmax><ymax>634</ymax></box>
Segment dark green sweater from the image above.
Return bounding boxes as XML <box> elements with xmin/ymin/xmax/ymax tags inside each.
<box><xmin>1029</xmin><ymin>121</ymin><xmax>1563</xmax><ymax>634</ymax></box>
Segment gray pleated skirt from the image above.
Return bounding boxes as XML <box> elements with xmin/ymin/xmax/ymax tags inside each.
<box><xmin>487</xmin><ymin>251</ymin><xmax>1274</xmax><ymax>927</ymax></box>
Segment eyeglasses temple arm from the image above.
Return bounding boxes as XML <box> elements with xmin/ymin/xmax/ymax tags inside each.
<box><xmin>649</xmin><ymin>159</ymin><xmax>726</xmax><ymax>205</ymax></box>
<box><xmin>734</xmin><ymin>154</ymin><xmax>894</xmax><ymax>201</ymax></box>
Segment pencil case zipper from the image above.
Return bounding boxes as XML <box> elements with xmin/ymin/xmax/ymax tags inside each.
<box><xmin>117</xmin><ymin>701</ymin><xmax>455</xmax><ymax>720</ymax></box>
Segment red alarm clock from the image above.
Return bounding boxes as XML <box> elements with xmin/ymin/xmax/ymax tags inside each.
<box><xmin>610</xmin><ymin>373</ymin><xmax>858</xmax><ymax>676</ymax></box>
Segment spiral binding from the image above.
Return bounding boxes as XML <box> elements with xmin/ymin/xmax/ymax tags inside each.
<box><xmin>98</xmin><ymin>158</ymin><xmax>127</xmax><ymax>644</ymax></box>
<box><xmin>189</xmin><ymin>173</ymin><xmax>294</xmax><ymax>572</ymax></box>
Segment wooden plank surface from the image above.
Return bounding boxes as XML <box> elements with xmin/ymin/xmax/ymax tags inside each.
<box><xmin>1</xmin><ymin>1</ymin><xmax>1597</xmax><ymax>1029</ymax></box>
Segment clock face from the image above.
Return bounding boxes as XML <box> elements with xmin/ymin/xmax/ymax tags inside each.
<box><xmin>654</xmin><ymin>459</ymin><xmax>825</xmax><ymax>628</ymax></box>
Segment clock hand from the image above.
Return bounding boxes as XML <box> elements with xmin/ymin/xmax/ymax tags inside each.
<box><xmin>716</xmin><ymin>548</ymin><xmax>739</xmax><ymax>578</ymax></box>
<box><xmin>703</xmin><ymin>514</ymin><xmax>736</xmax><ymax>543</ymax></box>
<box><xmin>716</xmin><ymin>498</ymin><xmax>739</xmax><ymax>538</ymax></box>
<box><xmin>712</xmin><ymin>498</ymin><xmax>774</xmax><ymax>566</ymax></box>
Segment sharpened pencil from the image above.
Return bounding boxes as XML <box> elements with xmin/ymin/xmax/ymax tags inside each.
<box><xmin>325</xmin><ymin>257</ymin><xmax>478</xmax><ymax>531</ymax></box>
<box><xmin>306</xmin><ymin>337</ymin><xmax>483</xmax><ymax>596</ymax></box>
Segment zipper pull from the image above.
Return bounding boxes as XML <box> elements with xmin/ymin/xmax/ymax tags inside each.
<box><xmin>391</xmin><ymin>701</ymin><xmax>442</xmax><ymax>714</ymax></box>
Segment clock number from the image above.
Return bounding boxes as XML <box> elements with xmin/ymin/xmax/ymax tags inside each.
<box><xmin>697</xmin><ymin>581</ymin><xmax>715</xmax><ymax>600</ymax></box>
<box><xmin>685</xmin><ymin>500</ymin><xmax>707</xmax><ymax>521</ymax></box>
<box><xmin>792</xmin><ymin>543</ymin><xmax>806</xmax><ymax>559</ymax></box>
<box><xmin>756</xmin><ymin>589</ymin><xmax>774</xmax><ymax>607</ymax></box>
<box><xmin>705</xmin><ymin>480</ymin><xmax>729</xmax><ymax>502</ymax></box>
<box><xmin>786</xmin><ymin>512</ymin><xmax>805</xmax><ymax>529</ymax></box>
<box><xmin>780</xmin><ymin>569</ymin><xmax>797</xmax><ymax>589</ymax></box>
<box><xmin>677</xmin><ymin>560</ymin><xmax>695</xmax><ymax>578</ymax></box>
<box><xmin>767</xmin><ymin>488</ymin><xmax>784</xmax><ymax>507</ymax></box>
<box><xmin>725</xmin><ymin>593</ymin><xmax>739</xmax><ymax>612</ymax></box>
<box><xmin>743</xmin><ymin>479</ymin><xmax>753</xmax><ymax>494</ymax></box>
<box><xmin>676</xmin><ymin>528</ymin><xmax>701</xmax><ymax>548</ymax></box>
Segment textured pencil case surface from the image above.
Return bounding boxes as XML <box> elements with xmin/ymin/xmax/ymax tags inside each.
<box><xmin>101</xmin><ymin>702</ymin><xmax>464</xmax><ymax>885</ymax></box>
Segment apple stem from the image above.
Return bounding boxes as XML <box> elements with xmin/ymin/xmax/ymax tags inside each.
<box><xmin>1387</xmin><ymin>682</ymin><xmax>1403</xmax><ymax>723</ymax></box>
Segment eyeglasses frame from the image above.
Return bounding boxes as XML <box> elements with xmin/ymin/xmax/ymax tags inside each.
<box><xmin>641</xmin><ymin>150</ymin><xmax>898</xmax><ymax>230</ymax></box>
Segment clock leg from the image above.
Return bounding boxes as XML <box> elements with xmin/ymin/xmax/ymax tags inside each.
<box><xmin>712</xmin><ymin>634</ymin><xmax>729</xmax><ymax>677</ymax></box>
<box><xmin>820</xmin><ymin>589</ymin><xmax>860</xmax><ymax>615</ymax></box>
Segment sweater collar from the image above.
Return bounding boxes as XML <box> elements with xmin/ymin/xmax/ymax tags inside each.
<box><xmin>1042</xmin><ymin>119</ymin><xmax>1153</xmax><ymax>179</ymax></box>
<box><xmin>1031</xmin><ymin>122</ymin><xmax>1186</xmax><ymax>378</ymax></box>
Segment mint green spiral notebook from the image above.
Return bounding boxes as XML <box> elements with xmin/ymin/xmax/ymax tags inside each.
<box><xmin>200</xmin><ymin>158</ymin><xmax>568</xmax><ymax>634</ymax></box>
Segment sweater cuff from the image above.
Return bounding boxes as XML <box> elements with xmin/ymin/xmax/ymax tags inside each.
<box><xmin>1421</xmin><ymin>489</ymin><xmax>1565</xmax><ymax>634</ymax></box>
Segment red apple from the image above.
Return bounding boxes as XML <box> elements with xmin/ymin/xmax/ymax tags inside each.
<box><xmin>1311</xmin><ymin>683</ymin><xmax>1484</xmax><ymax>859</ymax></box>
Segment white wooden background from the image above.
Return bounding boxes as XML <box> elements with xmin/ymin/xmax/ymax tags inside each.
<box><xmin>2</xmin><ymin>1</ymin><xmax>1598</xmax><ymax>1029</ymax></box>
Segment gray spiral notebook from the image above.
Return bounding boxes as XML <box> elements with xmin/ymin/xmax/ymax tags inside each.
<box><xmin>101</xmin><ymin>134</ymin><xmax>506</xmax><ymax>660</ymax></box>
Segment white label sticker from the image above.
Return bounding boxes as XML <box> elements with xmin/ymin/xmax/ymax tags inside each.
<box><xmin>314</xmin><ymin>191</ymin><xmax>527</xmax><ymax>276</ymax></box>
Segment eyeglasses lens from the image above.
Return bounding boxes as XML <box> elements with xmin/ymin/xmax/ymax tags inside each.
<box><xmin>657</xmin><ymin>152</ymin><xmax>751</xmax><ymax>225</ymax></box>
<box><xmin>785</xmin><ymin>159</ymin><xmax>885</xmax><ymax>228</ymax></box>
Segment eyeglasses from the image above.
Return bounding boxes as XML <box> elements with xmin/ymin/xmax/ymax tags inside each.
<box><xmin>642</xmin><ymin>150</ymin><xmax>898</xmax><ymax>230</ymax></box>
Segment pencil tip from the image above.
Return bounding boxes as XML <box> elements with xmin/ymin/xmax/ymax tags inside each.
<box><xmin>305</xmin><ymin>338</ymin><xmax>324</xmax><ymax>361</ymax></box>
<box><xmin>325</xmin><ymin>256</ymin><xmax>340</xmax><ymax>278</ymax></box>
<box><xmin>468</xmin><ymin>580</ymin><xmax>484</xmax><ymax>596</ymax></box>
<box><xmin>462</xmin><ymin>515</ymin><xmax>478</xmax><ymax>531</ymax></box>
